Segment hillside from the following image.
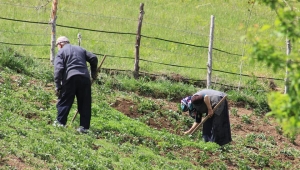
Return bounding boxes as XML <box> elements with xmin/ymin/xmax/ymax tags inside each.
<box><xmin>0</xmin><ymin>48</ymin><xmax>300</xmax><ymax>169</ymax></box>
<box><xmin>1</xmin><ymin>0</ymin><xmax>300</xmax><ymax>169</ymax></box>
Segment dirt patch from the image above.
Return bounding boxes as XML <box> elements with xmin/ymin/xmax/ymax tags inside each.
<box><xmin>0</xmin><ymin>155</ymin><xmax>31</xmax><ymax>170</ymax></box>
<box><xmin>111</xmin><ymin>97</ymin><xmax>182</xmax><ymax>134</ymax></box>
<box><xmin>111</xmin><ymin>97</ymin><xmax>300</xmax><ymax>166</ymax></box>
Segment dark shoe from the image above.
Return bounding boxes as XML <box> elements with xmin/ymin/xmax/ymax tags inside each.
<box><xmin>77</xmin><ymin>126</ymin><xmax>88</xmax><ymax>134</ymax></box>
<box><xmin>53</xmin><ymin>120</ymin><xmax>65</xmax><ymax>127</ymax></box>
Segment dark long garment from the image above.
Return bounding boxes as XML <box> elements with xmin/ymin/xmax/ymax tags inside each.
<box><xmin>201</xmin><ymin>100</ymin><xmax>231</xmax><ymax>146</ymax></box>
<box><xmin>191</xmin><ymin>89</ymin><xmax>232</xmax><ymax>146</ymax></box>
<box><xmin>56</xmin><ymin>75</ymin><xmax>91</xmax><ymax>129</ymax></box>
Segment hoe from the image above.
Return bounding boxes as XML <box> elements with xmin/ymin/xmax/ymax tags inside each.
<box><xmin>189</xmin><ymin>95</ymin><xmax>227</xmax><ymax>135</ymax></box>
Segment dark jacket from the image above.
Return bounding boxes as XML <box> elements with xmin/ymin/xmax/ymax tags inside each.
<box><xmin>191</xmin><ymin>89</ymin><xmax>231</xmax><ymax>146</ymax></box>
<box><xmin>54</xmin><ymin>44</ymin><xmax>98</xmax><ymax>89</ymax></box>
<box><xmin>192</xmin><ymin>89</ymin><xmax>226</xmax><ymax>118</ymax></box>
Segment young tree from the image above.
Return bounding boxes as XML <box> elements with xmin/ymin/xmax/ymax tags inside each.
<box><xmin>249</xmin><ymin>0</ymin><xmax>300</xmax><ymax>140</ymax></box>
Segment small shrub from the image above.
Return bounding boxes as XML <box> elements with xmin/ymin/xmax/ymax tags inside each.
<box><xmin>137</xmin><ymin>98</ymin><xmax>159</xmax><ymax>113</ymax></box>
<box><xmin>255</xmin><ymin>155</ymin><xmax>270</xmax><ymax>167</ymax></box>
<box><xmin>242</xmin><ymin>115</ymin><xmax>251</xmax><ymax>124</ymax></box>
<box><xmin>0</xmin><ymin>48</ymin><xmax>29</xmax><ymax>74</ymax></box>
<box><xmin>230</xmin><ymin>107</ymin><xmax>238</xmax><ymax>117</ymax></box>
<box><xmin>245</xmin><ymin>133</ymin><xmax>257</xmax><ymax>143</ymax></box>
<box><xmin>275</xmin><ymin>126</ymin><xmax>283</xmax><ymax>135</ymax></box>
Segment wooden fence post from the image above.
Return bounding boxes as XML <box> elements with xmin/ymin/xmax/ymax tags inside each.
<box><xmin>50</xmin><ymin>0</ymin><xmax>58</xmax><ymax>65</ymax></box>
<box><xmin>207</xmin><ymin>15</ymin><xmax>214</xmax><ymax>89</ymax></box>
<box><xmin>284</xmin><ymin>38</ymin><xmax>291</xmax><ymax>94</ymax></box>
<box><xmin>77</xmin><ymin>33</ymin><xmax>81</xmax><ymax>46</ymax></box>
<box><xmin>133</xmin><ymin>3</ymin><xmax>144</xmax><ymax>79</ymax></box>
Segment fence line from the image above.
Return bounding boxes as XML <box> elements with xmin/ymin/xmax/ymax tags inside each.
<box><xmin>0</xmin><ymin>16</ymin><xmax>244</xmax><ymax>57</ymax></box>
<box><xmin>94</xmin><ymin>67</ymin><xmax>255</xmax><ymax>90</ymax></box>
<box><xmin>0</xmin><ymin>3</ymin><xmax>286</xmax><ymax>87</ymax></box>
<box><xmin>0</xmin><ymin>2</ymin><xmax>278</xmax><ymax>48</ymax></box>
<box><xmin>0</xmin><ymin>5</ymin><xmax>255</xmax><ymax>47</ymax></box>
<box><xmin>0</xmin><ymin>41</ymin><xmax>49</xmax><ymax>46</ymax></box>
<box><xmin>0</xmin><ymin>39</ymin><xmax>284</xmax><ymax>81</ymax></box>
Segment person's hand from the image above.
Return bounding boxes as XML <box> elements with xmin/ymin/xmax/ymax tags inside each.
<box><xmin>91</xmin><ymin>72</ymin><xmax>98</xmax><ymax>80</ymax></box>
<box><xmin>184</xmin><ymin>131</ymin><xmax>191</xmax><ymax>135</ymax></box>
<box><xmin>55</xmin><ymin>88</ymin><xmax>61</xmax><ymax>97</ymax></box>
<box><xmin>208</xmin><ymin>109</ymin><xmax>213</xmax><ymax>118</ymax></box>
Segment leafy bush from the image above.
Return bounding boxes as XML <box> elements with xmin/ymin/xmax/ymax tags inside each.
<box><xmin>0</xmin><ymin>47</ymin><xmax>30</xmax><ymax>74</ymax></box>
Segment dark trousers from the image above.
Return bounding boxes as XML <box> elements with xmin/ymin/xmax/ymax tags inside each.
<box><xmin>202</xmin><ymin>100</ymin><xmax>232</xmax><ymax>146</ymax></box>
<box><xmin>56</xmin><ymin>75</ymin><xmax>91</xmax><ymax>129</ymax></box>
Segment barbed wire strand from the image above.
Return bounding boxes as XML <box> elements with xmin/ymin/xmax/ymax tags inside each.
<box><xmin>0</xmin><ymin>39</ymin><xmax>283</xmax><ymax>81</ymax></box>
<box><xmin>0</xmin><ymin>12</ymin><xmax>285</xmax><ymax>82</ymax></box>
<box><xmin>0</xmin><ymin>41</ymin><xmax>49</xmax><ymax>46</ymax></box>
<box><xmin>0</xmin><ymin>1</ymin><xmax>51</xmax><ymax>10</ymax></box>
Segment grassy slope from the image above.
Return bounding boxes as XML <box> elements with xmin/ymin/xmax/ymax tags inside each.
<box><xmin>0</xmin><ymin>0</ymin><xmax>285</xmax><ymax>87</ymax></box>
<box><xmin>0</xmin><ymin>48</ymin><xmax>215</xmax><ymax>169</ymax></box>
<box><xmin>0</xmin><ymin>47</ymin><xmax>300</xmax><ymax>169</ymax></box>
<box><xmin>1</xmin><ymin>1</ymin><xmax>299</xmax><ymax>169</ymax></box>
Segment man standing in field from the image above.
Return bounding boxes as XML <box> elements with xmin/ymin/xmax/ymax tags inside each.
<box><xmin>53</xmin><ymin>36</ymin><xmax>98</xmax><ymax>133</ymax></box>
<box><xmin>181</xmin><ymin>89</ymin><xmax>232</xmax><ymax>146</ymax></box>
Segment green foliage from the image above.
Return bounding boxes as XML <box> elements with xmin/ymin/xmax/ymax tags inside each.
<box><xmin>250</xmin><ymin>0</ymin><xmax>300</xmax><ymax>139</ymax></box>
<box><xmin>1</xmin><ymin>50</ymin><xmax>300</xmax><ymax>169</ymax></box>
<box><xmin>242</xmin><ymin>115</ymin><xmax>252</xmax><ymax>124</ymax></box>
<box><xmin>0</xmin><ymin>47</ymin><xmax>30</xmax><ymax>74</ymax></box>
<box><xmin>226</xmin><ymin>82</ymin><xmax>270</xmax><ymax>113</ymax></box>
<box><xmin>100</xmin><ymin>73</ymin><xmax>197</xmax><ymax>101</ymax></box>
<box><xmin>1</xmin><ymin>0</ymin><xmax>300</xmax><ymax>168</ymax></box>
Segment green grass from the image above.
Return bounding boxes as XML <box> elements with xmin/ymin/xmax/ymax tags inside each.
<box><xmin>0</xmin><ymin>0</ymin><xmax>285</xmax><ymax>88</ymax></box>
<box><xmin>0</xmin><ymin>47</ymin><xmax>214</xmax><ymax>169</ymax></box>
<box><xmin>1</xmin><ymin>45</ymin><xmax>300</xmax><ymax>169</ymax></box>
<box><xmin>1</xmin><ymin>1</ymin><xmax>299</xmax><ymax>169</ymax></box>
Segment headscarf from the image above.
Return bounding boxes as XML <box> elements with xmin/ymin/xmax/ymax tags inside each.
<box><xmin>181</xmin><ymin>96</ymin><xmax>197</xmax><ymax>119</ymax></box>
<box><xmin>181</xmin><ymin>96</ymin><xmax>192</xmax><ymax>112</ymax></box>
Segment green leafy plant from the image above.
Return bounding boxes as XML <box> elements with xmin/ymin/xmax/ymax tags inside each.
<box><xmin>242</xmin><ymin>115</ymin><xmax>251</xmax><ymax>124</ymax></box>
<box><xmin>250</xmin><ymin>0</ymin><xmax>300</xmax><ymax>137</ymax></box>
<box><xmin>230</xmin><ymin>107</ymin><xmax>238</xmax><ymax>117</ymax></box>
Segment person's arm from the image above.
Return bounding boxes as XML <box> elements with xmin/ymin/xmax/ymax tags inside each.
<box><xmin>54</xmin><ymin>52</ymin><xmax>64</xmax><ymax>90</ymax></box>
<box><xmin>204</xmin><ymin>95</ymin><xmax>213</xmax><ymax>117</ymax></box>
<box><xmin>184</xmin><ymin>122</ymin><xmax>199</xmax><ymax>135</ymax></box>
<box><xmin>85</xmin><ymin>51</ymin><xmax>98</xmax><ymax>80</ymax></box>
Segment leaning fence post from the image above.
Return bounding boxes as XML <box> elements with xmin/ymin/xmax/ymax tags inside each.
<box><xmin>77</xmin><ymin>33</ymin><xmax>81</xmax><ymax>46</ymax></box>
<box><xmin>50</xmin><ymin>0</ymin><xmax>58</xmax><ymax>65</ymax></box>
<box><xmin>133</xmin><ymin>3</ymin><xmax>144</xmax><ymax>79</ymax></box>
<box><xmin>284</xmin><ymin>38</ymin><xmax>291</xmax><ymax>94</ymax></box>
<box><xmin>207</xmin><ymin>15</ymin><xmax>214</xmax><ymax>89</ymax></box>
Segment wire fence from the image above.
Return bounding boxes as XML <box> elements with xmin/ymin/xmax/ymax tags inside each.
<box><xmin>0</xmin><ymin>1</ymin><xmax>285</xmax><ymax>90</ymax></box>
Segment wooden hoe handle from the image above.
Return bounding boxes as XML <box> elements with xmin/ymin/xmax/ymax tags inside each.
<box><xmin>189</xmin><ymin>95</ymin><xmax>227</xmax><ymax>135</ymax></box>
